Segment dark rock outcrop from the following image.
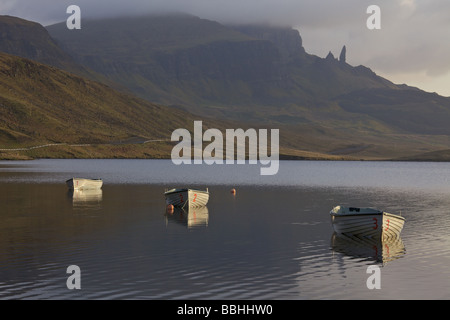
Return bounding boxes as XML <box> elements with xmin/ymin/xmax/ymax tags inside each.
<box><xmin>339</xmin><ymin>45</ymin><xmax>346</xmax><ymax>63</ymax></box>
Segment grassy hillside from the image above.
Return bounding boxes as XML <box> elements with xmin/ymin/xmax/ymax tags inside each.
<box><xmin>0</xmin><ymin>51</ymin><xmax>356</xmax><ymax>160</ymax></box>
<box><xmin>0</xmin><ymin>52</ymin><xmax>199</xmax><ymax>156</ymax></box>
<box><xmin>2</xmin><ymin>52</ymin><xmax>450</xmax><ymax>161</ymax></box>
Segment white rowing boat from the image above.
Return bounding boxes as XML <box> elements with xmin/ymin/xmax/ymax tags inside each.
<box><xmin>330</xmin><ymin>206</ymin><xmax>405</xmax><ymax>240</ymax></box>
<box><xmin>66</xmin><ymin>178</ymin><xmax>103</xmax><ymax>190</ymax></box>
<box><xmin>164</xmin><ymin>188</ymin><xmax>209</xmax><ymax>208</ymax></box>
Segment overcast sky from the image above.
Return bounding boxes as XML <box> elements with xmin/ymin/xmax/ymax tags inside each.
<box><xmin>2</xmin><ymin>0</ymin><xmax>450</xmax><ymax>96</ymax></box>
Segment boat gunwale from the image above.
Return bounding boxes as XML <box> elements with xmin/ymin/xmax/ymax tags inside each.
<box><xmin>66</xmin><ymin>178</ymin><xmax>103</xmax><ymax>183</ymax></box>
<box><xmin>331</xmin><ymin>211</ymin><xmax>405</xmax><ymax>220</ymax></box>
<box><xmin>66</xmin><ymin>177</ymin><xmax>103</xmax><ymax>190</ymax></box>
<box><xmin>164</xmin><ymin>188</ymin><xmax>209</xmax><ymax>195</ymax></box>
<box><xmin>330</xmin><ymin>206</ymin><xmax>405</xmax><ymax>221</ymax></box>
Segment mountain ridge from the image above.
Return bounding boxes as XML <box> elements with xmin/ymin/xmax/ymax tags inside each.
<box><xmin>2</xmin><ymin>14</ymin><xmax>450</xmax><ymax>160</ymax></box>
<box><xmin>45</xmin><ymin>14</ymin><xmax>413</xmax><ymax>118</ymax></box>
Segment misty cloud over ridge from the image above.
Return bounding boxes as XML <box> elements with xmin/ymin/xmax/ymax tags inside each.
<box><xmin>1</xmin><ymin>0</ymin><xmax>450</xmax><ymax>95</ymax></box>
<box><xmin>1</xmin><ymin>0</ymin><xmax>376</xmax><ymax>27</ymax></box>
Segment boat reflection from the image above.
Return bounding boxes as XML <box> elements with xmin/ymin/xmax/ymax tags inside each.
<box><xmin>165</xmin><ymin>206</ymin><xmax>209</xmax><ymax>229</ymax></box>
<box><xmin>331</xmin><ymin>232</ymin><xmax>406</xmax><ymax>265</ymax></box>
<box><xmin>68</xmin><ymin>188</ymin><xmax>103</xmax><ymax>209</ymax></box>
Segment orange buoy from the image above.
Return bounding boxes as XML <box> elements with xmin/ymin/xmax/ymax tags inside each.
<box><xmin>166</xmin><ymin>204</ymin><xmax>174</xmax><ymax>212</ymax></box>
<box><xmin>230</xmin><ymin>188</ymin><xmax>236</xmax><ymax>195</ymax></box>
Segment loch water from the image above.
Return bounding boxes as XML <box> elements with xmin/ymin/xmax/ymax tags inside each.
<box><xmin>0</xmin><ymin>159</ymin><xmax>449</xmax><ymax>299</ymax></box>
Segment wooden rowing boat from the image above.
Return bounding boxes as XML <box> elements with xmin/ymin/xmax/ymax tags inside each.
<box><xmin>164</xmin><ymin>188</ymin><xmax>209</xmax><ymax>208</ymax></box>
<box><xmin>66</xmin><ymin>177</ymin><xmax>103</xmax><ymax>190</ymax></box>
<box><xmin>330</xmin><ymin>206</ymin><xmax>405</xmax><ymax>241</ymax></box>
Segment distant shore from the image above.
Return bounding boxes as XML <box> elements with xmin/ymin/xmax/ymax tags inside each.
<box><xmin>2</xmin><ymin>141</ymin><xmax>450</xmax><ymax>162</ymax></box>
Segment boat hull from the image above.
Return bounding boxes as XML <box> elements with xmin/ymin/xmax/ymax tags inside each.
<box><xmin>164</xmin><ymin>188</ymin><xmax>209</xmax><ymax>208</ymax></box>
<box><xmin>330</xmin><ymin>207</ymin><xmax>405</xmax><ymax>240</ymax></box>
<box><xmin>66</xmin><ymin>178</ymin><xmax>103</xmax><ymax>190</ymax></box>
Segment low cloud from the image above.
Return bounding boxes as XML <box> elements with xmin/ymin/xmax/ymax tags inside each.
<box><xmin>2</xmin><ymin>0</ymin><xmax>450</xmax><ymax>95</ymax></box>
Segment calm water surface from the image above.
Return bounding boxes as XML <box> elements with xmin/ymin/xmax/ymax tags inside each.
<box><xmin>0</xmin><ymin>159</ymin><xmax>449</xmax><ymax>299</ymax></box>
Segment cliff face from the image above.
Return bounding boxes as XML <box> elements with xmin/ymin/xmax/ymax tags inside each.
<box><xmin>86</xmin><ymin>38</ymin><xmax>281</xmax><ymax>82</ymax></box>
<box><xmin>47</xmin><ymin>14</ymin><xmax>299</xmax><ymax>108</ymax></box>
<box><xmin>231</xmin><ymin>25</ymin><xmax>306</xmax><ymax>62</ymax></box>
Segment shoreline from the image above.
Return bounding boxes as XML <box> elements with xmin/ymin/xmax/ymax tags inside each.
<box><xmin>2</xmin><ymin>141</ymin><xmax>450</xmax><ymax>162</ymax></box>
<box><xmin>3</xmin><ymin>154</ymin><xmax>450</xmax><ymax>163</ymax></box>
